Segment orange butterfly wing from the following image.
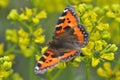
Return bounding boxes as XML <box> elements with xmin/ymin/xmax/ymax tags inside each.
<box><xmin>35</xmin><ymin>49</ymin><xmax>59</xmax><ymax>74</ymax></box>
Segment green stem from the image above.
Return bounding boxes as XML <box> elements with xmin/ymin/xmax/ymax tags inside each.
<box><xmin>4</xmin><ymin>45</ymin><xmax>16</xmax><ymax>55</ymax></box>
<box><xmin>97</xmin><ymin>16</ymin><xmax>104</xmax><ymax>23</ymax></box>
<box><xmin>19</xmin><ymin>20</ymin><xmax>30</xmax><ymax>29</ymax></box>
<box><xmin>52</xmin><ymin>69</ymin><xmax>64</xmax><ymax>80</ymax></box>
<box><xmin>86</xmin><ymin>63</ymin><xmax>90</xmax><ymax>80</ymax></box>
<box><xmin>46</xmin><ymin>72</ymin><xmax>52</xmax><ymax>80</ymax></box>
<box><xmin>29</xmin><ymin>57</ymin><xmax>35</xmax><ymax>80</ymax></box>
<box><xmin>100</xmin><ymin>44</ymin><xmax>111</xmax><ymax>54</ymax></box>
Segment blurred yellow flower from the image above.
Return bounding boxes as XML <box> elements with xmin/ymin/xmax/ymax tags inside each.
<box><xmin>106</xmin><ymin>11</ymin><xmax>116</xmax><ymax>18</ymax></box>
<box><xmin>41</xmin><ymin>46</ymin><xmax>48</xmax><ymax>54</ymax></box>
<box><xmin>7</xmin><ymin>9</ymin><xmax>19</xmax><ymax>21</ymax></box>
<box><xmin>0</xmin><ymin>0</ymin><xmax>9</xmax><ymax>8</ymax></box>
<box><xmin>25</xmin><ymin>8</ymin><xmax>33</xmax><ymax>17</ymax></box>
<box><xmin>36</xmin><ymin>11</ymin><xmax>47</xmax><ymax>19</ymax></box>
<box><xmin>32</xmin><ymin>17</ymin><xmax>39</xmax><ymax>24</ymax></box>
<box><xmin>97</xmin><ymin>62</ymin><xmax>120</xmax><ymax>80</ymax></box>
<box><xmin>19</xmin><ymin>13</ymin><xmax>29</xmax><ymax>20</ymax></box>
<box><xmin>57</xmin><ymin>62</ymin><xmax>66</xmax><ymax>69</ymax></box>
<box><xmin>18</xmin><ymin>28</ymin><xmax>30</xmax><ymax>45</ymax></box>
<box><xmin>0</xmin><ymin>43</ymin><xmax>4</xmax><ymax>55</ymax></box>
<box><xmin>11</xmin><ymin>73</ymin><xmax>23</xmax><ymax>80</ymax></box>
<box><xmin>6</xmin><ymin>29</ymin><xmax>18</xmax><ymax>43</ymax></box>
<box><xmin>33</xmin><ymin>28</ymin><xmax>43</xmax><ymax>37</ymax></box>
<box><xmin>34</xmin><ymin>35</ymin><xmax>45</xmax><ymax>44</ymax></box>
<box><xmin>35</xmin><ymin>55</ymin><xmax>41</xmax><ymax>61</ymax></box>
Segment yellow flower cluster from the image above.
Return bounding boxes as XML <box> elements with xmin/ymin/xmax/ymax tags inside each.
<box><xmin>0</xmin><ymin>56</ymin><xmax>13</xmax><ymax>79</ymax></box>
<box><xmin>6</xmin><ymin>8</ymin><xmax>47</xmax><ymax>57</ymax></box>
<box><xmin>7</xmin><ymin>8</ymin><xmax>47</xmax><ymax>24</ymax></box>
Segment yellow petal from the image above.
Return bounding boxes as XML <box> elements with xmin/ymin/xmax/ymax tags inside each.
<box><xmin>103</xmin><ymin>62</ymin><xmax>112</xmax><ymax>73</ymax></box>
<box><xmin>97</xmin><ymin>67</ymin><xmax>108</xmax><ymax>77</ymax></box>
<box><xmin>92</xmin><ymin>57</ymin><xmax>100</xmax><ymax>67</ymax></box>
<box><xmin>101</xmin><ymin>53</ymin><xmax>114</xmax><ymax>60</ymax></box>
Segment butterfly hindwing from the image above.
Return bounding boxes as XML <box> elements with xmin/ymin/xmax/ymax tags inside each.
<box><xmin>34</xmin><ymin>48</ymin><xmax>59</xmax><ymax>74</ymax></box>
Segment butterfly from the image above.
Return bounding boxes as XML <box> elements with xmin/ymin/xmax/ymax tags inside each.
<box><xmin>34</xmin><ymin>6</ymin><xmax>89</xmax><ymax>74</ymax></box>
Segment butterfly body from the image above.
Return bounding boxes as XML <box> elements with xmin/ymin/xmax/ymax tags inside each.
<box><xmin>34</xmin><ymin>6</ymin><xmax>89</xmax><ymax>74</ymax></box>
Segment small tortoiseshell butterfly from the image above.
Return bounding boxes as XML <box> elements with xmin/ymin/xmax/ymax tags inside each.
<box><xmin>34</xmin><ymin>6</ymin><xmax>89</xmax><ymax>74</ymax></box>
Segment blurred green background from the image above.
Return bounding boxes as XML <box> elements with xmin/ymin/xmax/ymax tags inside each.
<box><xmin>0</xmin><ymin>0</ymin><xmax>120</xmax><ymax>80</ymax></box>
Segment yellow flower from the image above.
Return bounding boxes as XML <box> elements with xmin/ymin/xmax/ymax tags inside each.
<box><xmin>70</xmin><ymin>56</ymin><xmax>82</xmax><ymax>67</ymax></box>
<box><xmin>0</xmin><ymin>0</ymin><xmax>9</xmax><ymax>8</ymax></box>
<box><xmin>18</xmin><ymin>28</ymin><xmax>30</xmax><ymax>45</ymax></box>
<box><xmin>0</xmin><ymin>56</ymin><xmax>13</xmax><ymax>78</ymax></box>
<box><xmin>36</xmin><ymin>11</ymin><xmax>47</xmax><ymax>19</ymax></box>
<box><xmin>95</xmin><ymin>40</ymin><xmax>103</xmax><ymax>51</ymax></box>
<box><xmin>90</xmin><ymin>31</ymin><xmax>101</xmax><ymax>41</ymax></box>
<box><xmin>33</xmin><ymin>28</ymin><xmax>43</xmax><ymax>37</ymax></box>
<box><xmin>34</xmin><ymin>35</ymin><xmax>45</xmax><ymax>44</ymax></box>
<box><xmin>106</xmin><ymin>11</ymin><xmax>116</xmax><ymax>18</ymax></box>
<box><xmin>19</xmin><ymin>45</ymin><xmax>34</xmax><ymax>57</ymax></box>
<box><xmin>100</xmin><ymin>53</ymin><xmax>114</xmax><ymax>60</ymax></box>
<box><xmin>6</xmin><ymin>29</ymin><xmax>18</xmax><ymax>43</ymax></box>
<box><xmin>32</xmin><ymin>17</ymin><xmax>39</xmax><ymax>24</ymax></box>
<box><xmin>19</xmin><ymin>13</ymin><xmax>29</xmax><ymax>20</ymax></box>
<box><xmin>97</xmin><ymin>62</ymin><xmax>120</xmax><ymax>80</ymax></box>
<box><xmin>101</xmin><ymin>31</ymin><xmax>111</xmax><ymax>39</ymax></box>
<box><xmin>96</xmin><ymin>23</ymin><xmax>109</xmax><ymax>31</ymax></box>
<box><xmin>41</xmin><ymin>46</ymin><xmax>48</xmax><ymax>54</ymax></box>
<box><xmin>25</xmin><ymin>8</ymin><xmax>32</xmax><ymax>17</ymax></box>
<box><xmin>7</xmin><ymin>9</ymin><xmax>19</xmax><ymax>21</ymax></box>
<box><xmin>82</xmin><ymin>41</ymin><xmax>94</xmax><ymax>56</ymax></box>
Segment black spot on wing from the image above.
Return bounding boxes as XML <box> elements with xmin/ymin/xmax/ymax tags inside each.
<box><xmin>37</xmin><ymin>63</ymin><xmax>41</xmax><ymax>67</ymax></box>
<box><xmin>44</xmin><ymin>52</ymin><xmax>49</xmax><ymax>56</ymax></box>
<box><xmin>68</xmin><ymin>21</ymin><xmax>71</xmax><ymax>23</ymax></box>
<box><xmin>57</xmin><ymin>19</ymin><xmax>65</xmax><ymax>25</ymax></box>
<box><xmin>49</xmin><ymin>60</ymin><xmax>52</xmax><ymax>62</ymax></box>
<box><xmin>56</xmin><ymin>26</ymin><xmax>62</xmax><ymax>31</ymax></box>
<box><xmin>51</xmin><ymin>54</ymin><xmax>57</xmax><ymax>58</ymax></box>
<box><xmin>40</xmin><ymin>57</ymin><xmax>46</xmax><ymax>62</ymax></box>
